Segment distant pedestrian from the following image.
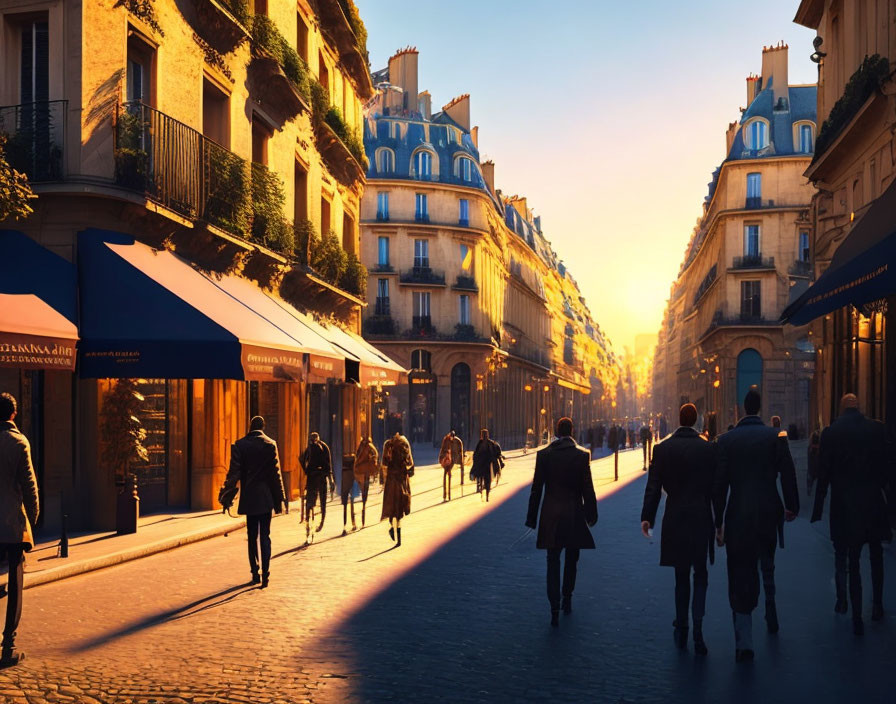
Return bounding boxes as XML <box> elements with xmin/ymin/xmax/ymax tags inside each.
<box><xmin>806</xmin><ymin>429</ymin><xmax>820</xmax><ymax>495</ymax></box>
<box><xmin>713</xmin><ymin>387</ymin><xmax>799</xmax><ymax>662</ymax></box>
<box><xmin>607</xmin><ymin>425</ymin><xmax>618</xmax><ymax>454</ymax></box>
<box><xmin>771</xmin><ymin>416</ymin><xmax>782</xmax><ymax>430</ymax></box>
<box><xmin>341</xmin><ymin>452</ymin><xmax>358</xmax><ymax>537</ymax></box>
<box><xmin>660</xmin><ymin>415</ymin><xmax>668</xmax><ymax>439</ymax></box>
<box><xmin>471</xmin><ymin>429</ymin><xmax>501</xmax><ymax>502</ymax></box>
<box><xmin>526</xmin><ymin>417</ymin><xmax>598</xmax><ymax>627</ymax></box>
<box><xmin>641</xmin><ymin>404</ymin><xmax>716</xmax><ymax>655</ymax></box>
<box><xmin>811</xmin><ymin>394</ymin><xmax>892</xmax><ymax>634</ymax></box>
<box><xmin>353</xmin><ymin>436</ymin><xmax>378</xmax><ymax>527</ymax></box>
<box><xmin>221</xmin><ymin>416</ymin><xmax>287</xmax><ymax>588</ymax></box>
<box><xmin>438</xmin><ymin>430</ymin><xmax>464</xmax><ymax>501</ymax></box>
<box><xmin>382</xmin><ymin>432</ymin><xmax>414</xmax><ymax>546</ymax></box>
<box><xmin>639</xmin><ymin>422</ymin><xmax>652</xmax><ymax>470</ymax></box>
<box><xmin>0</xmin><ymin>393</ymin><xmax>39</xmax><ymax>667</ymax></box>
<box><xmin>300</xmin><ymin>432</ymin><xmax>335</xmax><ymax>545</ymax></box>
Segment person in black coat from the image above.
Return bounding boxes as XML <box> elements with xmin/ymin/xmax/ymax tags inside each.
<box><xmin>713</xmin><ymin>388</ymin><xmax>798</xmax><ymax>662</ymax></box>
<box><xmin>641</xmin><ymin>403</ymin><xmax>716</xmax><ymax>655</ymax></box>
<box><xmin>471</xmin><ymin>429</ymin><xmax>501</xmax><ymax>502</ymax></box>
<box><xmin>526</xmin><ymin>417</ymin><xmax>598</xmax><ymax>627</ymax></box>
<box><xmin>300</xmin><ymin>432</ymin><xmax>335</xmax><ymax>544</ymax></box>
<box><xmin>811</xmin><ymin>394</ymin><xmax>893</xmax><ymax>634</ymax></box>
<box><xmin>221</xmin><ymin>416</ymin><xmax>287</xmax><ymax>588</ymax></box>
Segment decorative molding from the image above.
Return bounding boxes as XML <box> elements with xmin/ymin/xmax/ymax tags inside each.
<box><xmin>193</xmin><ymin>32</ymin><xmax>234</xmax><ymax>83</ymax></box>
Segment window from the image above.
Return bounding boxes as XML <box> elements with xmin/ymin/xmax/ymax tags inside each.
<box><xmin>296</xmin><ymin>14</ymin><xmax>309</xmax><ymax>61</ymax></box>
<box><xmin>20</xmin><ymin>18</ymin><xmax>49</xmax><ymax>104</ymax></box>
<box><xmin>376</xmin><ymin>192</ymin><xmax>389</xmax><ymax>221</ymax></box>
<box><xmin>460</xmin><ymin>243</ymin><xmax>472</xmax><ymax>271</ymax></box>
<box><xmin>342</xmin><ymin>212</ymin><xmax>356</xmax><ymax>255</ymax></box>
<box><xmin>202</xmin><ymin>78</ymin><xmax>230</xmax><ymax>146</ymax></box>
<box><xmin>377</xmin><ymin>236</ymin><xmax>389</xmax><ymax>267</ymax></box>
<box><xmin>377</xmin><ymin>149</ymin><xmax>395</xmax><ymax>174</ymax></box>
<box><xmin>748</xmin><ymin>120</ymin><xmax>768</xmax><ymax>150</ymax></box>
<box><xmin>127</xmin><ymin>35</ymin><xmax>154</xmax><ymax>105</ymax></box>
<box><xmin>414</xmin><ymin>150</ymin><xmax>433</xmax><ymax>179</ymax></box>
<box><xmin>415</xmin><ymin>193</ymin><xmax>429</xmax><ymax>222</ymax></box>
<box><xmin>294</xmin><ymin>162</ymin><xmax>308</xmax><ymax>222</ymax></box>
<box><xmin>320</xmin><ymin>195</ymin><xmax>332</xmax><ymax>234</ymax></box>
<box><xmin>413</xmin><ymin>239</ymin><xmax>429</xmax><ymax>268</ymax></box>
<box><xmin>740</xmin><ymin>280</ymin><xmax>761</xmax><ymax>319</ymax></box>
<box><xmin>412</xmin><ymin>292</ymin><xmax>432</xmax><ymax>331</ymax></box>
<box><xmin>447</xmin><ymin>128</ymin><xmax>456</xmax><ymax>144</ymax></box>
<box><xmin>459</xmin><ymin>198</ymin><xmax>469</xmax><ymax>225</ymax></box>
<box><xmin>455</xmin><ymin>157</ymin><xmax>473</xmax><ymax>182</ymax></box>
<box><xmin>318</xmin><ymin>50</ymin><xmax>329</xmax><ymax>95</ymax></box>
<box><xmin>411</xmin><ymin>348</ymin><xmax>432</xmax><ymax>372</ymax></box>
<box><xmin>251</xmin><ymin>117</ymin><xmax>270</xmax><ymax>165</ymax></box>
<box><xmin>799</xmin><ymin>230</ymin><xmax>810</xmax><ymax>262</ymax></box>
<box><xmin>459</xmin><ymin>295</ymin><xmax>471</xmax><ymax>326</ymax></box>
<box><xmin>390</xmin><ymin>122</ymin><xmax>400</xmax><ymax>139</ymax></box>
<box><xmin>798</xmin><ymin>124</ymin><xmax>814</xmax><ymax>153</ymax></box>
<box><xmin>746</xmin><ymin>172</ymin><xmax>761</xmax><ymax>207</ymax></box>
<box><xmin>743</xmin><ymin>224</ymin><xmax>760</xmax><ymax>257</ymax></box>
<box><xmin>376</xmin><ymin>279</ymin><xmax>390</xmax><ymax>315</ymax></box>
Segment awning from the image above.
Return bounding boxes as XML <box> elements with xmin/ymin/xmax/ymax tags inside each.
<box><xmin>314</xmin><ymin>323</ymin><xmax>406</xmax><ymax>386</ymax></box>
<box><xmin>782</xmin><ymin>179</ymin><xmax>896</xmax><ymax>325</ymax></box>
<box><xmin>0</xmin><ymin>230</ymin><xmax>78</xmax><ymax>371</ymax></box>
<box><xmin>78</xmin><ymin>229</ymin><xmax>317</xmax><ymax>381</ymax></box>
<box><xmin>554</xmin><ymin>375</ymin><xmax>591</xmax><ymax>395</ymax></box>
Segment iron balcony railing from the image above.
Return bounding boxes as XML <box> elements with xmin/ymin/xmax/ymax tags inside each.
<box><xmin>732</xmin><ymin>254</ymin><xmax>775</xmax><ymax>269</ymax></box>
<box><xmin>0</xmin><ymin>100</ymin><xmax>67</xmax><ymax>182</ymax></box>
<box><xmin>374</xmin><ymin>297</ymin><xmax>390</xmax><ymax>315</ymax></box>
<box><xmin>789</xmin><ymin>259</ymin><xmax>812</xmax><ymax>276</ymax></box>
<box><xmin>400</xmin><ymin>266</ymin><xmax>446</xmax><ymax>286</ymax></box>
<box><xmin>411</xmin><ymin>315</ymin><xmax>433</xmax><ymax>334</ymax></box>
<box><xmin>453</xmin><ymin>274</ymin><xmax>478</xmax><ymax>291</ymax></box>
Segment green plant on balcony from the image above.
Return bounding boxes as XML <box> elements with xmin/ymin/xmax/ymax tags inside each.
<box><xmin>311</xmin><ymin>228</ymin><xmax>348</xmax><ymax>283</ymax></box>
<box><xmin>454</xmin><ymin>323</ymin><xmax>476</xmax><ymax>340</ymax></box>
<box><xmin>337</xmin><ymin>0</ymin><xmax>369</xmax><ymax>64</ymax></box>
<box><xmin>249</xmin><ymin>15</ymin><xmax>311</xmax><ymax>101</ymax></box>
<box><xmin>339</xmin><ymin>251</ymin><xmax>367</xmax><ymax>297</ymax></box>
<box><xmin>220</xmin><ymin>0</ymin><xmax>250</xmax><ymax>25</ymax></box>
<box><xmin>114</xmin><ymin>110</ymin><xmax>150</xmax><ymax>191</ymax></box>
<box><xmin>204</xmin><ymin>143</ymin><xmax>251</xmax><ymax>236</ymax></box>
<box><xmin>250</xmin><ymin>162</ymin><xmax>293</xmax><ymax>253</ymax></box>
<box><xmin>293</xmin><ymin>218</ymin><xmax>318</xmax><ymax>266</ymax></box>
<box><xmin>324</xmin><ymin>105</ymin><xmax>367</xmax><ymax>167</ymax></box>
<box><xmin>0</xmin><ymin>134</ymin><xmax>35</xmax><ymax>221</ymax></box>
<box><xmin>814</xmin><ymin>54</ymin><xmax>890</xmax><ymax>159</ymax></box>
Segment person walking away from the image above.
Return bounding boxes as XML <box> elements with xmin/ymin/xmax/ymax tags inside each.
<box><xmin>471</xmin><ymin>429</ymin><xmax>501</xmax><ymax>502</ymax></box>
<box><xmin>353</xmin><ymin>436</ymin><xmax>378</xmax><ymax>527</ymax></box>
<box><xmin>806</xmin><ymin>429</ymin><xmax>820</xmax><ymax>496</ymax></box>
<box><xmin>811</xmin><ymin>394</ymin><xmax>892</xmax><ymax>634</ymax></box>
<box><xmin>381</xmin><ymin>432</ymin><xmax>414</xmax><ymax>546</ymax></box>
<box><xmin>340</xmin><ymin>450</ymin><xmax>358</xmax><ymax>537</ymax></box>
<box><xmin>641</xmin><ymin>404</ymin><xmax>716</xmax><ymax>655</ymax></box>
<box><xmin>713</xmin><ymin>387</ymin><xmax>799</xmax><ymax>662</ymax></box>
<box><xmin>771</xmin><ymin>416</ymin><xmax>782</xmax><ymax>431</ymax></box>
<box><xmin>526</xmin><ymin>417</ymin><xmax>597</xmax><ymax>627</ymax></box>
<box><xmin>640</xmin><ymin>422</ymin><xmax>652</xmax><ymax>470</ymax></box>
<box><xmin>220</xmin><ymin>416</ymin><xmax>286</xmax><ymax>588</ymax></box>
<box><xmin>300</xmin><ymin>432</ymin><xmax>334</xmax><ymax>545</ymax></box>
<box><xmin>439</xmin><ymin>430</ymin><xmax>463</xmax><ymax>502</ymax></box>
<box><xmin>0</xmin><ymin>393</ymin><xmax>39</xmax><ymax>667</ymax></box>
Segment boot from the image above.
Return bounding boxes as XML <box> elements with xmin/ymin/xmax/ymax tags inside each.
<box><xmin>261</xmin><ymin>573</ymin><xmax>269</xmax><ymax>589</ymax></box>
<box><xmin>834</xmin><ymin>598</ymin><xmax>848</xmax><ymax>614</ymax></box>
<box><xmin>672</xmin><ymin>620</ymin><xmax>688</xmax><ymax>650</ymax></box>
<box><xmin>0</xmin><ymin>647</ymin><xmax>23</xmax><ymax>669</ymax></box>
<box><xmin>733</xmin><ymin>611</ymin><xmax>754</xmax><ymax>662</ymax></box>
<box><xmin>561</xmin><ymin>596</ymin><xmax>572</xmax><ymax>615</ymax></box>
<box><xmin>872</xmin><ymin>603</ymin><xmax>884</xmax><ymax>622</ymax></box>
<box><xmin>396</xmin><ymin>528</ymin><xmax>402</xmax><ymax>547</ymax></box>
<box><xmin>250</xmin><ymin>572</ymin><xmax>261</xmax><ymax>585</ymax></box>
<box><xmin>693</xmin><ymin>620</ymin><xmax>708</xmax><ymax>656</ymax></box>
<box><xmin>388</xmin><ymin>526</ymin><xmax>395</xmax><ymax>542</ymax></box>
<box><xmin>765</xmin><ymin>600</ymin><xmax>779</xmax><ymax>634</ymax></box>
<box><xmin>550</xmin><ymin>611</ymin><xmax>559</xmax><ymax>628</ymax></box>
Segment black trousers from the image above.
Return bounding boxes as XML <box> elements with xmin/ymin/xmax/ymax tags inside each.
<box><xmin>305</xmin><ymin>474</ymin><xmax>328</xmax><ymax>519</ymax></box>
<box><xmin>546</xmin><ymin>548</ymin><xmax>580</xmax><ymax>611</ymax></box>
<box><xmin>1</xmin><ymin>545</ymin><xmax>24</xmax><ymax>649</ymax></box>
<box><xmin>726</xmin><ymin>541</ymin><xmax>776</xmax><ymax>614</ymax></box>
<box><xmin>835</xmin><ymin>540</ymin><xmax>884</xmax><ymax>617</ymax></box>
<box><xmin>674</xmin><ymin>561</ymin><xmax>708</xmax><ymax>626</ymax></box>
<box><xmin>246</xmin><ymin>513</ymin><xmax>272</xmax><ymax>578</ymax></box>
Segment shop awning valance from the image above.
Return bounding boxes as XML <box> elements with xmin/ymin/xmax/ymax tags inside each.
<box><xmin>77</xmin><ymin>229</ymin><xmax>325</xmax><ymax>381</ymax></box>
<box><xmin>782</xmin><ymin>179</ymin><xmax>896</xmax><ymax>326</ymax></box>
<box><xmin>314</xmin><ymin>323</ymin><xmax>406</xmax><ymax>386</ymax></box>
<box><xmin>0</xmin><ymin>230</ymin><xmax>78</xmax><ymax>371</ymax></box>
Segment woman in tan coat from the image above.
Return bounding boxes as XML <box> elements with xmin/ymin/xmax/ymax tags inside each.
<box><xmin>381</xmin><ymin>432</ymin><xmax>414</xmax><ymax>546</ymax></box>
<box><xmin>353</xmin><ymin>436</ymin><xmax>378</xmax><ymax>527</ymax></box>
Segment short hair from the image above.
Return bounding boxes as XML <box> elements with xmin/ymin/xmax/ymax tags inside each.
<box><xmin>679</xmin><ymin>403</ymin><xmax>697</xmax><ymax>428</ymax></box>
<box><xmin>840</xmin><ymin>393</ymin><xmax>859</xmax><ymax>413</ymax></box>
<box><xmin>250</xmin><ymin>416</ymin><xmax>265</xmax><ymax>431</ymax></box>
<box><xmin>0</xmin><ymin>393</ymin><xmax>16</xmax><ymax>421</ymax></box>
<box><xmin>309</xmin><ymin>431</ymin><xmax>319</xmax><ymax>442</ymax></box>
<box><xmin>556</xmin><ymin>417</ymin><xmax>573</xmax><ymax>437</ymax></box>
<box><xmin>771</xmin><ymin>415</ymin><xmax>781</xmax><ymax>428</ymax></box>
<box><xmin>744</xmin><ymin>386</ymin><xmax>761</xmax><ymax>416</ymax></box>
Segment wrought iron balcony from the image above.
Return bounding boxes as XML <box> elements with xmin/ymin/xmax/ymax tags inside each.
<box><xmin>731</xmin><ymin>254</ymin><xmax>775</xmax><ymax>270</ymax></box>
<box><xmin>789</xmin><ymin>259</ymin><xmax>812</xmax><ymax>276</ymax></box>
<box><xmin>415</xmin><ymin>212</ymin><xmax>430</xmax><ymax>223</ymax></box>
<box><xmin>411</xmin><ymin>316</ymin><xmax>434</xmax><ymax>335</ymax></box>
<box><xmin>745</xmin><ymin>196</ymin><xmax>762</xmax><ymax>209</ymax></box>
<box><xmin>363</xmin><ymin>314</ymin><xmax>397</xmax><ymax>337</ymax></box>
<box><xmin>452</xmin><ymin>275</ymin><xmax>478</xmax><ymax>292</ymax></box>
<box><xmin>374</xmin><ymin>297</ymin><xmax>390</xmax><ymax>316</ymax></box>
<box><xmin>376</xmin><ymin>211</ymin><xmax>390</xmax><ymax>222</ymax></box>
<box><xmin>400</xmin><ymin>266</ymin><xmax>446</xmax><ymax>286</ymax></box>
<box><xmin>0</xmin><ymin>100</ymin><xmax>67</xmax><ymax>182</ymax></box>
<box><xmin>371</xmin><ymin>263</ymin><xmax>394</xmax><ymax>273</ymax></box>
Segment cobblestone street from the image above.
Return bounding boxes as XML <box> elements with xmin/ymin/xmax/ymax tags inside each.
<box><xmin>0</xmin><ymin>445</ymin><xmax>893</xmax><ymax>703</ymax></box>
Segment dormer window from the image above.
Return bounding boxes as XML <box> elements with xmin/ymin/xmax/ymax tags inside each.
<box><xmin>377</xmin><ymin>148</ymin><xmax>395</xmax><ymax>174</ymax></box>
<box><xmin>747</xmin><ymin>119</ymin><xmax>769</xmax><ymax>150</ymax></box>
<box><xmin>455</xmin><ymin>156</ymin><xmax>473</xmax><ymax>182</ymax></box>
<box><xmin>798</xmin><ymin>123</ymin><xmax>814</xmax><ymax>153</ymax></box>
<box><xmin>413</xmin><ymin>150</ymin><xmax>433</xmax><ymax>179</ymax></box>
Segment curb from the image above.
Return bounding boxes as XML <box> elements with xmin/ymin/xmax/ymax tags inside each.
<box><xmin>24</xmin><ymin>517</ymin><xmax>248</xmax><ymax>590</ymax></box>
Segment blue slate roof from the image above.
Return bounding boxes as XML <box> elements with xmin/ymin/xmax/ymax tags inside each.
<box><xmin>726</xmin><ymin>82</ymin><xmax>817</xmax><ymax>160</ymax></box>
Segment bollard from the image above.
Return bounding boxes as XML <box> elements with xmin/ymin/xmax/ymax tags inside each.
<box><xmin>614</xmin><ymin>447</ymin><xmax>619</xmax><ymax>482</ymax></box>
<box><xmin>58</xmin><ymin>491</ymin><xmax>69</xmax><ymax>559</ymax></box>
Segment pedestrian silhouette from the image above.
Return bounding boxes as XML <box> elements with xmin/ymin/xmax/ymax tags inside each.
<box><xmin>381</xmin><ymin>432</ymin><xmax>414</xmax><ymax>546</ymax></box>
<box><xmin>300</xmin><ymin>432</ymin><xmax>334</xmax><ymax>545</ymax></box>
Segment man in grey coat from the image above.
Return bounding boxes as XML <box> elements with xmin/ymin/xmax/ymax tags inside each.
<box><xmin>0</xmin><ymin>393</ymin><xmax>40</xmax><ymax>667</ymax></box>
<box><xmin>221</xmin><ymin>416</ymin><xmax>287</xmax><ymax>588</ymax></box>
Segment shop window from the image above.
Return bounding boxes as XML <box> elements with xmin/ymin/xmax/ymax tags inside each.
<box><xmin>411</xmin><ymin>348</ymin><xmax>432</xmax><ymax>372</ymax></box>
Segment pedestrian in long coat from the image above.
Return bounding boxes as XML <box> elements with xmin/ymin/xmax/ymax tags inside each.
<box><xmin>811</xmin><ymin>394</ymin><xmax>892</xmax><ymax>634</ymax></box>
<box><xmin>438</xmin><ymin>430</ymin><xmax>464</xmax><ymax>501</ymax></box>
<box><xmin>526</xmin><ymin>417</ymin><xmax>597</xmax><ymax>626</ymax></box>
<box><xmin>806</xmin><ymin>429</ymin><xmax>821</xmax><ymax>495</ymax></box>
<box><xmin>353</xmin><ymin>437</ymin><xmax>378</xmax><ymax>527</ymax></box>
<box><xmin>221</xmin><ymin>416</ymin><xmax>286</xmax><ymax>587</ymax></box>
<box><xmin>713</xmin><ymin>388</ymin><xmax>799</xmax><ymax>662</ymax></box>
<box><xmin>471</xmin><ymin>429</ymin><xmax>501</xmax><ymax>501</ymax></box>
<box><xmin>299</xmin><ymin>433</ymin><xmax>334</xmax><ymax>544</ymax></box>
<box><xmin>0</xmin><ymin>393</ymin><xmax>39</xmax><ymax>667</ymax></box>
<box><xmin>641</xmin><ymin>404</ymin><xmax>716</xmax><ymax>654</ymax></box>
<box><xmin>381</xmin><ymin>432</ymin><xmax>414</xmax><ymax>546</ymax></box>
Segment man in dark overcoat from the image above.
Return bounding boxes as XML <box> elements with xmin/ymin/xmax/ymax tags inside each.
<box><xmin>639</xmin><ymin>422</ymin><xmax>653</xmax><ymax>470</ymax></box>
<box><xmin>526</xmin><ymin>417</ymin><xmax>598</xmax><ymax>627</ymax></box>
<box><xmin>221</xmin><ymin>416</ymin><xmax>287</xmax><ymax>588</ymax></box>
<box><xmin>641</xmin><ymin>403</ymin><xmax>716</xmax><ymax>655</ymax></box>
<box><xmin>471</xmin><ymin>429</ymin><xmax>501</xmax><ymax>502</ymax></box>
<box><xmin>713</xmin><ymin>388</ymin><xmax>799</xmax><ymax>662</ymax></box>
<box><xmin>811</xmin><ymin>394</ymin><xmax>892</xmax><ymax>634</ymax></box>
<box><xmin>300</xmin><ymin>432</ymin><xmax>335</xmax><ymax>544</ymax></box>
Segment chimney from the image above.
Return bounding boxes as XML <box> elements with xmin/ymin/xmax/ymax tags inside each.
<box><xmin>417</xmin><ymin>91</ymin><xmax>431</xmax><ymax>119</ymax></box>
<box><xmin>442</xmin><ymin>93</ymin><xmax>470</xmax><ymax>131</ymax></box>
<box><xmin>387</xmin><ymin>47</ymin><xmax>418</xmax><ymax>112</ymax></box>
<box><xmin>726</xmin><ymin>121</ymin><xmax>738</xmax><ymax>154</ymax></box>
<box><xmin>761</xmin><ymin>41</ymin><xmax>789</xmax><ymax>106</ymax></box>
<box><xmin>746</xmin><ymin>74</ymin><xmax>761</xmax><ymax>106</ymax></box>
<box><xmin>481</xmin><ymin>160</ymin><xmax>495</xmax><ymax>194</ymax></box>
<box><xmin>511</xmin><ymin>196</ymin><xmax>527</xmax><ymax>220</ymax></box>
<box><xmin>470</xmin><ymin>125</ymin><xmax>479</xmax><ymax>148</ymax></box>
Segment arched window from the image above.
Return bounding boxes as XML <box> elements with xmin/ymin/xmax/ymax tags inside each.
<box><xmin>794</xmin><ymin>121</ymin><xmax>815</xmax><ymax>153</ymax></box>
<box><xmin>747</xmin><ymin>119</ymin><xmax>769</xmax><ymax>150</ymax></box>
<box><xmin>454</xmin><ymin>156</ymin><xmax>474</xmax><ymax>182</ymax></box>
<box><xmin>377</xmin><ymin>148</ymin><xmax>395</xmax><ymax>174</ymax></box>
<box><xmin>411</xmin><ymin>349</ymin><xmax>432</xmax><ymax>372</ymax></box>
<box><xmin>736</xmin><ymin>348</ymin><xmax>763</xmax><ymax>412</ymax></box>
<box><xmin>413</xmin><ymin>150</ymin><xmax>433</xmax><ymax>179</ymax></box>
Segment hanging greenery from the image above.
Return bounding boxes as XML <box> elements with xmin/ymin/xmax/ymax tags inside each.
<box><xmin>249</xmin><ymin>15</ymin><xmax>311</xmax><ymax>101</ymax></box>
<box><xmin>250</xmin><ymin>162</ymin><xmax>293</xmax><ymax>252</ymax></box>
<box><xmin>324</xmin><ymin>105</ymin><xmax>367</xmax><ymax>167</ymax></box>
<box><xmin>203</xmin><ymin>142</ymin><xmax>251</xmax><ymax>236</ymax></box>
<box><xmin>99</xmin><ymin>379</ymin><xmax>149</xmax><ymax>483</ymax></box>
<box><xmin>293</xmin><ymin>218</ymin><xmax>318</xmax><ymax>266</ymax></box>
<box><xmin>221</xmin><ymin>0</ymin><xmax>251</xmax><ymax>25</ymax></box>
<box><xmin>311</xmin><ymin>228</ymin><xmax>348</xmax><ymax>284</ymax></box>
<box><xmin>339</xmin><ymin>251</ymin><xmax>367</xmax><ymax>297</ymax></box>
<box><xmin>114</xmin><ymin>110</ymin><xmax>150</xmax><ymax>191</ymax></box>
<box><xmin>336</xmin><ymin>0</ymin><xmax>369</xmax><ymax>64</ymax></box>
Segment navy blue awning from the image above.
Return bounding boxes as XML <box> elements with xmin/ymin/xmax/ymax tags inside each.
<box><xmin>782</xmin><ymin>179</ymin><xmax>896</xmax><ymax>325</ymax></box>
<box><xmin>0</xmin><ymin>230</ymin><xmax>78</xmax><ymax>370</ymax></box>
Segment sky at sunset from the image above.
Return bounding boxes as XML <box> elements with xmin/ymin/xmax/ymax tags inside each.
<box><xmin>354</xmin><ymin>0</ymin><xmax>818</xmax><ymax>354</ymax></box>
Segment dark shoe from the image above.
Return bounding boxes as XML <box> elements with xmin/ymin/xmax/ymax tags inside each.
<box><xmin>735</xmin><ymin>649</ymin><xmax>754</xmax><ymax>663</ymax></box>
<box><xmin>561</xmin><ymin>596</ymin><xmax>572</xmax><ymax>615</ymax></box>
<box><xmin>261</xmin><ymin>574</ymin><xmax>269</xmax><ymax>589</ymax></box>
<box><xmin>872</xmin><ymin>603</ymin><xmax>884</xmax><ymax>622</ymax></box>
<box><xmin>388</xmin><ymin>527</ymin><xmax>395</xmax><ymax>542</ymax></box>
<box><xmin>341</xmin><ymin>529</ymin><xmax>348</xmax><ymax>537</ymax></box>
<box><xmin>834</xmin><ymin>598</ymin><xmax>848</xmax><ymax>614</ymax></box>
<box><xmin>673</xmin><ymin>621</ymin><xmax>689</xmax><ymax>650</ymax></box>
<box><xmin>250</xmin><ymin>574</ymin><xmax>261</xmax><ymax>585</ymax></box>
<box><xmin>315</xmin><ymin>522</ymin><xmax>324</xmax><ymax>533</ymax></box>
<box><xmin>765</xmin><ymin>601</ymin><xmax>779</xmax><ymax>634</ymax></box>
<box><xmin>396</xmin><ymin>528</ymin><xmax>402</xmax><ymax>547</ymax></box>
<box><xmin>693</xmin><ymin>626</ymin><xmax>708</xmax><ymax>656</ymax></box>
<box><xmin>853</xmin><ymin>617</ymin><xmax>864</xmax><ymax>636</ymax></box>
<box><xmin>550</xmin><ymin>611</ymin><xmax>559</xmax><ymax>627</ymax></box>
<box><xmin>0</xmin><ymin>649</ymin><xmax>23</xmax><ymax>668</ymax></box>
